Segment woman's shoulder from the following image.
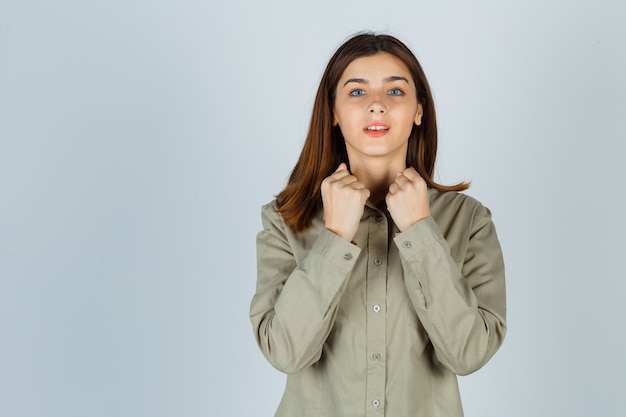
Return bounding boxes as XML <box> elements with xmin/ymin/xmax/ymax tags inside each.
<box><xmin>427</xmin><ymin>189</ymin><xmax>498</xmax><ymax>260</ymax></box>
<box><xmin>428</xmin><ymin>188</ymin><xmax>492</xmax><ymax>223</ymax></box>
<box><xmin>260</xmin><ymin>199</ymin><xmax>283</xmax><ymax>225</ymax></box>
<box><xmin>260</xmin><ymin>199</ymin><xmax>324</xmax><ymax>226</ymax></box>
<box><xmin>261</xmin><ymin>199</ymin><xmax>280</xmax><ymax>212</ymax></box>
<box><xmin>259</xmin><ymin>199</ymin><xmax>323</xmax><ymax>229</ymax></box>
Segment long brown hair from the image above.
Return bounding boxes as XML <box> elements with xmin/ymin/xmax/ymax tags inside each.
<box><xmin>276</xmin><ymin>33</ymin><xmax>469</xmax><ymax>231</ymax></box>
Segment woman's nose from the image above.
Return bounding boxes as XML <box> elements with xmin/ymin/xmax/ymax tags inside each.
<box><xmin>368</xmin><ymin>95</ymin><xmax>386</xmax><ymax>114</ymax></box>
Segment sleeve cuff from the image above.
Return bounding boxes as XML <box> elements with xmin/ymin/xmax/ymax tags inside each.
<box><xmin>393</xmin><ymin>216</ymin><xmax>444</xmax><ymax>257</ymax></box>
<box><xmin>312</xmin><ymin>228</ymin><xmax>362</xmax><ymax>273</ymax></box>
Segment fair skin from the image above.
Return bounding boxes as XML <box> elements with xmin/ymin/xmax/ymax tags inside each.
<box><xmin>321</xmin><ymin>53</ymin><xmax>431</xmax><ymax>242</ymax></box>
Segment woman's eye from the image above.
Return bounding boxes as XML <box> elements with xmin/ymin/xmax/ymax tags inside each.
<box><xmin>388</xmin><ymin>88</ymin><xmax>404</xmax><ymax>96</ymax></box>
<box><xmin>349</xmin><ymin>89</ymin><xmax>366</xmax><ymax>96</ymax></box>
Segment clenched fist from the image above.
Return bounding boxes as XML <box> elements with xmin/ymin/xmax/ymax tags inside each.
<box><xmin>321</xmin><ymin>163</ymin><xmax>370</xmax><ymax>242</ymax></box>
<box><xmin>386</xmin><ymin>167</ymin><xmax>430</xmax><ymax>232</ymax></box>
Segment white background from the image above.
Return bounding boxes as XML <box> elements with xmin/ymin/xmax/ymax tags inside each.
<box><xmin>1</xmin><ymin>0</ymin><xmax>625</xmax><ymax>416</ymax></box>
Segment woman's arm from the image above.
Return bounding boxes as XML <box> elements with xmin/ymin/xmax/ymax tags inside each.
<box><xmin>395</xmin><ymin>205</ymin><xmax>507</xmax><ymax>376</ymax></box>
<box><xmin>249</xmin><ymin>203</ymin><xmax>361</xmax><ymax>374</ymax></box>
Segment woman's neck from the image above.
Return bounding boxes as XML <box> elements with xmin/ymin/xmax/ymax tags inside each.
<box><xmin>349</xmin><ymin>157</ymin><xmax>406</xmax><ymax>208</ymax></box>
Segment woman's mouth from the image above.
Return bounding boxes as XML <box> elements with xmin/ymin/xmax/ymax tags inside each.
<box><xmin>364</xmin><ymin>121</ymin><xmax>391</xmax><ymax>137</ymax></box>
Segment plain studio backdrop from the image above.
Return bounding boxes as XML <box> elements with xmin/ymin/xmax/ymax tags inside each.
<box><xmin>1</xmin><ymin>0</ymin><xmax>625</xmax><ymax>416</ymax></box>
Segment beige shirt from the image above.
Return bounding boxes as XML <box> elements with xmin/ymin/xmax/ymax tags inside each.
<box><xmin>250</xmin><ymin>188</ymin><xmax>506</xmax><ymax>417</ymax></box>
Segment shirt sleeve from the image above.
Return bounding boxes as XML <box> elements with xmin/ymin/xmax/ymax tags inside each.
<box><xmin>250</xmin><ymin>203</ymin><xmax>361</xmax><ymax>374</ymax></box>
<box><xmin>394</xmin><ymin>205</ymin><xmax>507</xmax><ymax>376</ymax></box>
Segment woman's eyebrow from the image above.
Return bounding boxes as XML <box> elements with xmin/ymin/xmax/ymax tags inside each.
<box><xmin>343</xmin><ymin>78</ymin><xmax>368</xmax><ymax>86</ymax></box>
<box><xmin>343</xmin><ymin>75</ymin><xmax>409</xmax><ymax>87</ymax></box>
<box><xmin>385</xmin><ymin>76</ymin><xmax>410</xmax><ymax>84</ymax></box>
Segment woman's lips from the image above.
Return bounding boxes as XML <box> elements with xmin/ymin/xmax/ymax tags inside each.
<box><xmin>363</xmin><ymin>121</ymin><xmax>391</xmax><ymax>138</ymax></box>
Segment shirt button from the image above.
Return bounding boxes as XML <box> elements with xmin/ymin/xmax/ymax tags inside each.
<box><xmin>372</xmin><ymin>304</ymin><xmax>381</xmax><ymax>313</ymax></box>
<box><xmin>372</xmin><ymin>399</ymin><xmax>380</xmax><ymax>407</ymax></box>
<box><xmin>375</xmin><ymin>215</ymin><xmax>383</xmax><ymax>222</ymax></box>
<box><xmin>373</xmin><ymin>257</ymin><xmax>382</xmax><ymax>266</ymax></box>
<box><xmin>344</xmin><ymin>253</ymin><xmax>353</xmax><ymax>261</ymax></box>
<box><xmin>372</xmin><ymin>353</ymin><xmax>381</xmax><ymax>361</ymax></box>
<box><xmin>402</xmin><ymin>241</ymin><xmax>412</xmax><ymax>248</ymax></box>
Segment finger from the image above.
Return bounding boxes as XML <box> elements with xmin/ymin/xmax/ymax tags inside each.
<box><xmin>329</xmin><ymin>168</ymin><xmax>351</xmax><ymax>182</ymax></box>
<box><xmin>394</xmin><ymin>174</ymin><xmax>411</xmax><ymax>187</ymax></box>
<box><xmin>402</xmin><ymin>167</ymin><xmax>422</xmax><ymax>182</ymax></box>
<box><xmin>348</xmin><ymin>181</ymin><xmax>366</xmax><ymax>190</ymax></box>
<box><xmin>335</xmin><ymin>162</ymin><xmax>348</xmax><ymax>173</ymax></box>
<box><xmin>388</xmin><ymin>183</ymin><xmax>400</xmax><ymax>194</ymax></box>
<box><xmin>337</xmin><ymin>174</ymin><xmax>359</xmax><ymax>186</ymax></box>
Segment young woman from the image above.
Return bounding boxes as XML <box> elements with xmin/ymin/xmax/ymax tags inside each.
<box><xmin>250</xmin><ymin>33</ymin><xmax>506</xmax><ymax>417</ymax></box>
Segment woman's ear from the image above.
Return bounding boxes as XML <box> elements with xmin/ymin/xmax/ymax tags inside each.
<box><xmin>414</xmin><ymin>103</ymin><xmax>424</xmax><ymax>126</ymax></box>
<box><xmin>332</xmin><ymin>113</ymin><xmax>338</xmax><ymax>127</ymax></box>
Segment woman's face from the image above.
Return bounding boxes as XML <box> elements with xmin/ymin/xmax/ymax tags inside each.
<box><xmin>333</xmin><ymin>53</ymin><xmax>423</xmax><ymax>167</ymax></box>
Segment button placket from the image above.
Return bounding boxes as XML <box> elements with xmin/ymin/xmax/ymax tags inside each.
<box><xmin>366</xmin><ymin>209</ymin><xmax>387</xmax><ymax>416</ymax></box>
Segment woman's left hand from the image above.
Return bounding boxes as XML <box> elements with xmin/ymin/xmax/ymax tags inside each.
<box><xmin>386</xmin><ymin>167</ymin><xmax>431</xmax><ymax>232</ymax></box>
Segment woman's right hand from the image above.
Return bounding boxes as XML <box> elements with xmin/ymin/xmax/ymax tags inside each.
<box><xmin>320</xmin><ymin>163</ymin><xmax>370</xmax><ymax>242</ymax></box>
